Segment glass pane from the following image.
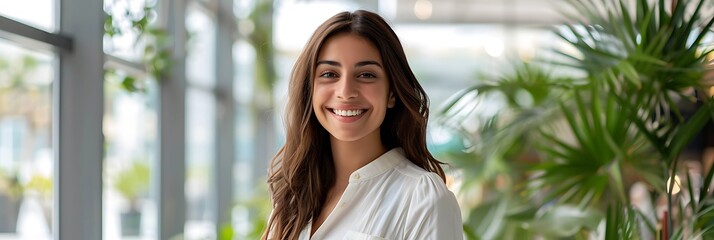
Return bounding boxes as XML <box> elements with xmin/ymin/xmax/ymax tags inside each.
<box><xmin>103</xmin><ymin>71</ymin><xmax>159</xmax><ymax>240</ymax></box>
<box><xmin>186</xmin><ymin>2</ymin><xmax>216</xmax><ymax>88</ymax></box>
<box><xmin>185</xmin><ymin>88</ymin><xmax>216</xmax><ymax>239</ymax></box>
<box><xmin>232</xmin><ymin>104</ymin><xmax>271</xmax><ymax>239</ymax></box>
<box><xmin>0</xmin><ymin>38</ymin><xmax>54</xmax><ymax>239</ymax></box>
<box><xmin>103</xmin><ymin>0</ymin><xmax>159</xmax><ymax>62</ymax></box>
<box><xmin>233</xmin><ymin>40</ymin><xmax>255</xmax><ymax>103</ymax></box>
<box><xmin>185</xmin><ymin>3</ymin><xmax>217</xmax><ymax>236</ymax></box>
<box><xmin>0</xmin><ymin>0</ymin><xmax>55</xmax><ymax>32</ymax></box>
<box><xmin>231</xmin><ymin>39</ymin><xmax>270</xmax><ymax>239</ymax></box>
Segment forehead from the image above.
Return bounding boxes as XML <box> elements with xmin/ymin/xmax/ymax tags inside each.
<box><xmin>317</xmin><ymin>33</ymin><xmax>382</xmax><ymax>63</ymax></box>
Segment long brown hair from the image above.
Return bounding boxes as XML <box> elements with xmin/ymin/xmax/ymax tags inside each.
<box><xmin>263</xmin><ymin>10</ymin><xmax>445</xmax><ymax>240</ymax></box>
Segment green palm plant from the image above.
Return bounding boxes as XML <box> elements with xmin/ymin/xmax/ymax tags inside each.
<box><xmin>555</xmin><ymin>0</ymin><xmax>714</xmax><ymax>238</ymax></box>
<box><xmin>441</xmin><ymin>0</ymin><xmax>714</xmax><ymax>238</ymax></box>
<box><xmin>440</xmin><ymin>64</ymin><xmax>605</xmax><ymax>238</ymax></box>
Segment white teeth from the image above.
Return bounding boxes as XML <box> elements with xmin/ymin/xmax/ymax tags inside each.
<box><xmin>332</xmin><ymin>109</ymin><xmax>364</xmax><ymax>117</ymax></box>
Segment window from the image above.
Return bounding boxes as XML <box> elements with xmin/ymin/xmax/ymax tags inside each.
<box><xmin>185</xmin><ymin>2</ymin><xmax>217</xmax><ymax>239</ymax></box>
<box><xmin>0</xmin><ymin>38</ymin><xmax>54</xmax><ymax>240</ymax></box>
<box><xmin>102</xmin><ymin>0</ymin><xmax>161</xmax><ymax>239</ymax></box>
<box><xmin>103</xmin><ymin>71</ymin><xmax>159</xmax><ymax>240</ymax></box>
<box><xmin>0</xmin><ymin>0</ymin><xmax>55</xmax><ymax>32</ymax></box>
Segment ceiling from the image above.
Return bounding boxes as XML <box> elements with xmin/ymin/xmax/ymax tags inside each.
<box><xmin>391</xmin><ymin>0</ymin><xmax>564</xmax><ymax>25</ymax></box>
<box><xmin>336</xmin><ymin>0</ymin><xmax>566</xmax><ymax>25</ymax></box>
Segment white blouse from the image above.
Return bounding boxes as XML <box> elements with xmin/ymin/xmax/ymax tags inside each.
<box><xmin>298</xmin><ymin>148</ymin><xmax>463</xmax><ymax>240</ymax></box>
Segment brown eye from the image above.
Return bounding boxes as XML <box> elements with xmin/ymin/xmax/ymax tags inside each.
<box><xmin>358</xmin><ymin>72</ymin><xmax>376</xmax><ymax>78</ymax></box>
<box><xmin>319</xmin><ymin>72</ymin><xmax>338</xmax><ymax>78</ymax></box>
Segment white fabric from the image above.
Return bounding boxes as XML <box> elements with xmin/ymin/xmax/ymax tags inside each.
<box><xmin>298</xmin><ymin>148</ymin><xmax>463</xmax><ymax>240</ymax></box>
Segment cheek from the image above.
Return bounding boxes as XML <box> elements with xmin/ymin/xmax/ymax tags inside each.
<box><xmin>311</xmin><ymin>89</ymin><xmax>318</xmax><ymax>107</ymax></box>
<box><xmin>311</xmin><ymin>85</ymin><xmax>327</xmax><ymax>109</ymax></box>
<box><xmin>368</xmin><ymin>85</ymin><xmax>391</xmax><ymax>106</ymax></box>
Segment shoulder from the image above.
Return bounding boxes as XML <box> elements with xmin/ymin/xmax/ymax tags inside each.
<box><xmin>388</xmin><ymin>153</ymin><xmax>458</xmax><ymax>209</ymax></box>
<box><xmin>378</xmin><ymin>148</ymin><xmax>459</xmax><ymax>210</ymax></box>
<box><xmin>405</xmin><ymin>168</ymin><xmax>457</xmax><ymax>209</ymax></box>
<box><xmin>396</xmin><ymin>159</ymin><xmax>463</xmax><ymax>239</ymax></box>
<box><xmin>390</xmin><ymin>150</ymin><xmax>442</xmax><ymax>182</ymax></box>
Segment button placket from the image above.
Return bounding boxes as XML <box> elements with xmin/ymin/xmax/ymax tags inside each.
<box><xmin>339</xmin><ymin>184</ymin><xmax>355</xmax><ymax>211</ymax></box>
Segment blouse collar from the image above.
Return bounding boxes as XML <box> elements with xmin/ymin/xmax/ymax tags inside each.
<box><xmin>348</xmin><ymin>147</ymin><xmax>405</xmax><ymax>183</ymax></box>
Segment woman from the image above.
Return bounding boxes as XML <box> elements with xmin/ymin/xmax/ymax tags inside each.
<box><xmin>264</xmin><ymin>10</ymin><xmax>463</xmax><ymax>240</ymax></box>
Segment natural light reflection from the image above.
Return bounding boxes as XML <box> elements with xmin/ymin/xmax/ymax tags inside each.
<box><xmin>103</xmin><ymin>0</ymin><xmax>155</xmax><ymax>61</ymax></box>
<box><xmin>0</xmin><ymin>38</ymin><xmax>54</xmax><ymax>240</ymax></box>
<box><xmin>0</xmin><ymin>0</ymin><xmax>54</xmax><ymax>31</ymax></box>
<box><xmin>103</xmin><ymin>70</ymin><xmax>159</xmax><ymax>240</ymax></box>
<box><xmin>185</xmin><ymin>3</ymin><xmax>218</xmax><ymax>238</ymax></box>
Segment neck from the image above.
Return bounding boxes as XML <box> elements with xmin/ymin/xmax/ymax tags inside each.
<box><xmin>329</xmin><ymin>129</ymin><xmax>387</xmax><ymax>190</ymax></box>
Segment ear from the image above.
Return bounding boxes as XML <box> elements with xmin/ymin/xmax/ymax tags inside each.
<box><xmin>388</xmin><ymin>92</ymin><xmax>396</xmax><ymax>108</ymax></box>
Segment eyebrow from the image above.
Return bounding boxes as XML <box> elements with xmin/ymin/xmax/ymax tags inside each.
<box><xmin>316</xmin><ymin>60</ymin><xmax>383</xmax><ymax>68</ymax></box>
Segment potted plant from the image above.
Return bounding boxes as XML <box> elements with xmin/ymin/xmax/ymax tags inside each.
<box><xmin>24</xmin><ymin>174</ymin><xmax>53</xmax><ymax>231</ymax></box>
<box><xmin>113</xmin><ymin>161</ymin><xmax>150</xmax><ymax>236</ymax></box>
<box><xmin>0</xmin><ymin>168</ymin><xmax>23</xmax><ymax>233</ymax></box>
<box><xmin>440</xmin><ymin>0</ymin><xmax>714</xmax><ymax>238</ymax></box>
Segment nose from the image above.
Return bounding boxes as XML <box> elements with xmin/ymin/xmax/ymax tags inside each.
<box><xmin>336</xmin><ymin>77</ymin><xmax>358</xmax><ymax>99</ymax></box>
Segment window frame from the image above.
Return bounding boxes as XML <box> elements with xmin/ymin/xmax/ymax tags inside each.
<box><xmin>0</xmin><ymin>0</ymin><xmax>239</xmax><ymax>238</ymax></box>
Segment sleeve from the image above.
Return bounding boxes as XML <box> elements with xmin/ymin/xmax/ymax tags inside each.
<box><xmin>404</xmin><ymin>173</ymin><xmax>464</xmax><ymax>240</ymax></box>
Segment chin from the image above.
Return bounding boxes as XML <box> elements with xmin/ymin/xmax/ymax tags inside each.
<box><xmin>329</xmin><ymin>133</ymin><xmax>365</xmax><ymax>142</ymax></box>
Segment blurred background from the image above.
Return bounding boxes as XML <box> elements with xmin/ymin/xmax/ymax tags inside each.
<box><xmin>0</xmin><ymin>0</ymin><xmax>713</xmax><ymax>239</ymax></box>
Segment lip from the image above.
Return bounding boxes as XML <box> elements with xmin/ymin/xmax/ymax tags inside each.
<box><xmin>327</xmin><ymin>107</ymin><xmax>368</xmax><ymax>123</ymax></box>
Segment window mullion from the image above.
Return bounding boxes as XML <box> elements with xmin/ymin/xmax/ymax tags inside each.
<box><xmin>214</xmin><ymin>0</ymin><xmax>236</xmax><ymax>235</ymax></box>
<box><xmin>0</xmin><ymin>15</ymin><xmax>72</xmax><ymax>51</ymax></box>
<box><xmin>157</xmin><ymin>0</ymin><xmax>188</xmax><ymax>239</ymax></box>
<box><xmin>55</xmin><ymin>0</ymin><xmax>104</xmax><ymax>239</ymax></box>
<box><xmin>104</xmin><ymin>54</ymin><xmax>149</xmax><ymax>79</ymax></box>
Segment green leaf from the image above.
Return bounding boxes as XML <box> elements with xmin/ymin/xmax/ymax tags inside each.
<box><xmin>465</xmin><ymin>197</ymin><xmax>508</xmax><ymax>239</ymax></box>
<box><xmin>530</xmin><ymin>205</ymin><xmax>603</xmax><ymax>237</ymax></box>
<box><xmin>121</xmin><ymin>76</ymin><xmax>138</xmax><ymax>92</ymax></box>
<box><xmin>218</xmin><ymin>224</ymin><xmax>233</xmax><ymax>240</ymax></box>
<box><xmin>605</xmin><ymin>203</ymin><xmax>642</xmax><ymax>239</ymax></box>
<box><xmin>463</xmin><ymin>225</ymin><xmax>480</xmax><ymax>240</ymax></box>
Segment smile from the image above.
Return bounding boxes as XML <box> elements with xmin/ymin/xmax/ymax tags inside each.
<box><xmin>331</xmin><ymin>109</ymin><xmax>366</xmax><ymax>117</ymax></box>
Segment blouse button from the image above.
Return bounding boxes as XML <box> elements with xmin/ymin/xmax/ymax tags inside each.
<box><xmin>352</xmin><ymin>173</ymin><xmax>361</xmax><ymax>180</ymax></box>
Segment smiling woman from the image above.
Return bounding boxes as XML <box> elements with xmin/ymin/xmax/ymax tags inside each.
<box><xmin>264</xmin><ymin>10</ymin><xmax>463</xmax><ymax>240</ymax></box>
<box><xmin>312</xmin><ymin>32</ymin><xmax>394</xmax><ymax>142</ymax></box>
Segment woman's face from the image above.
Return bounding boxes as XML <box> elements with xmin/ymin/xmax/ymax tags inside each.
<box><xmin>312</xmin><ymin>33</ymin><xmax>395</xmax><ymax>143</ymax></box>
